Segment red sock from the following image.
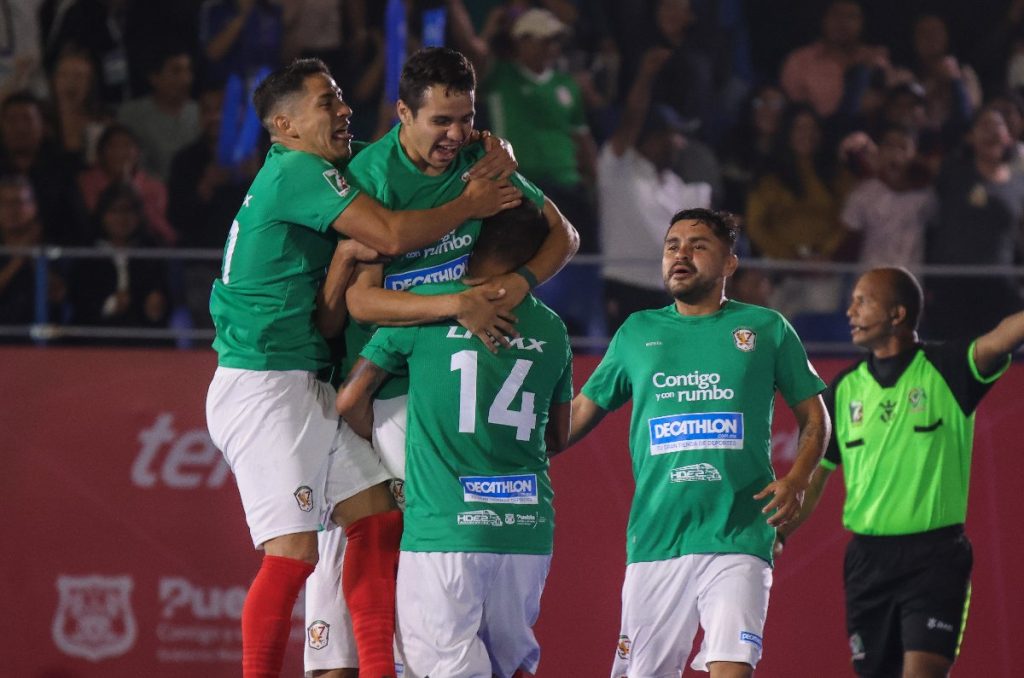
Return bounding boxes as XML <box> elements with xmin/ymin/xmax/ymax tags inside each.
<box><xmin>342</xmin><ymin>510</ymin><xmax>403</xmax><ymax>678</ymax></box>
<box><xmin>241</xmin><ymin>555</ymin><xmax>315</xmax><ymax>678</ymax></box>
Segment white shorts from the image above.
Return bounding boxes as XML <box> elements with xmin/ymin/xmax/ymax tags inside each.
<box><xmin>373</xmin><ymin>395</ymin><xmax>408</xmax><ymax>507</ymax></box>
<box><xmin>610</xmin><ymin>553</ymin><xmax>772</xmax><ymax>677</ymax></box>
<box><xmin>397</xmin><ymin>551</ymin><xmax>551</xmax><ymax>678</ymax></box>
<box><xmin>304</xmin><ymin>527</ymin><xmax>358</xmax><ymax>675</ymax></box>
<box><xmin>206</xmin><ymin>367</ymin><xmax>392</xmax><ymax>547</ymax></box>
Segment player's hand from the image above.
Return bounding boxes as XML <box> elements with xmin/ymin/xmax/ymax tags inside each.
<box><xmin>466</xmin><ymin>130</ymin><xmax>518</xmax><ymax>181</ymax></box>
<box><xmin>455</xmin><ymin>286</ymin><xmax>519</xmax><ymax>354</ymax></box>
<box><xmin>639</xmin><ymin>47</ymin><xmax>672</xmax><ymax>77</ymax></box>
<box><xmin>337</xmin><ymin>238</ymin><xmax>387</xmax><ymax>265</ymax></box>
<box><xmin>772</xmin><ymin>535</ymin><xmax>785</xmax><ymax>559</ymax></box>
<box><xmin>461</xmin><ymin>176</ymin><xmax>522</xmax><ymax>218</ymax></box>
<box><xmin>754</xmin><ymin>476</ymin><xmax>805</xmax><ymax>527</ymax></box>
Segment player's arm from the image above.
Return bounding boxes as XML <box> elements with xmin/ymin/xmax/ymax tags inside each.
<box><xmin>972</xmin><ymin>309</ymin><xmax>1024</xmax><ymax>375</ymax></box>
<box><xmin>331</xmin><ymin>177</ymin><xmax>521</xmax><ymax>257</ymax></box>
<box><xmin>753</xmin><ymin>393</ymin><xmax>830</xmax><ymax>528</ymax></box>
<box><xmin>774</xmin><ymin>464</ymin><xmax>834</xmax><ymax>556</ymax></box>
<box><xmin>346</xmin><ymin>263</ymin><xmax>516</xmax><ymax>354</ymax></box>
<box><xmin>545</xmin><ymin>401</ymin><xmax>572</xmax><ymax>455</ymax></box>
<box><xmin>336</xmin><ymin>357</ymin><xmax>392</xmax><ymax>440</ymax></box>
<box><xmin>316</xmin><ymin>239</ymin><xmax>385</xmax><ymax>338</ymax></box>
<box><xmin>561</xmin><ymin>393</ymin><xmax>610</xmax><ymax>453</ymax></box>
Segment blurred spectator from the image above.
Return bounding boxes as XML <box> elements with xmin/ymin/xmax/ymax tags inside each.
<box><xmin>199</xmin><ymin>0</ymin><xmax>283</xmax><ymax>85</ymax></box>
<box><xmin>720</xmin><ymin>84</ymin><xmax>787</xmax><ymax>214</ymax></box>
<box><xmin>46</xmin><ymin>45</ymin><xmax>109</xmax><ymax>170</ymax></box>
<box><xmin>78</xmin><ymin>124</ymin><xmax>177</xmax><ymax>245</ymax></box>
<box><xmin>0</xmin><ymin>174</ymin><xmax>65</xmax><ymax>327</ymax></box>
<box><xmin>907</xmin><ymin>13</ymin><xmax>979</xmax><ymax>144</ymax></box>
<box><xmin>925</xmin><ymin>106</ymin><xmax>1024</xmax><ymax>340</ymax></box>
<box><xmin>988</xmin><ymin>89</ymin><xmax>1024</xmax><ymax>170</ymax></box>
<box><xmin>840</xmin><ymin>124</ymin><xmax>934</xmax><ymax>266</ymax></box>
<box><xmin>780</xmin><ymin>0</ymin><xmax>889</xmax><ymax>119</ymax></box>
<box><xmin>67</xmin><ymin>182</ymin><xmax>169</xmax><ymax>337</ymax></box>
<box><xmin>118</xmin><ymin>46</ymin><xmax>201</xmax><ymax>181</ymax></box>
<box><xmin>0</xmin><ymin>91</ymin><xmax>83</xmax><ymax>244</ymax></box>
<box><xmin>42</xmin><ymin>0</ymin><xmax>134</xmax><ymax>106</ymax></box>
<box><xmin>597</xmin><ymin>47</ymin><xmax>711</xmax><ymax>332</ymax></box>
<box><xmin>726</xmin><ymin>266</ymin><xmax>774</xmax><ymax>307</ymax></box>
<box><xmin>0</xmin><ymin>0</ymin><xmax>47</xmax><ymax>101</ymax></box>
<box><xmin>282</xmin><ymin>0</ymin><xmax>370</xmax><ymax>75</ymax></box>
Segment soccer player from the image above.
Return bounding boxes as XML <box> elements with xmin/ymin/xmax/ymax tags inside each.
<box><xmin>777</xmin><ymin>267</ymin><xmax>1024</xmax><ymax>678</ymax></box>
<box><xmin>336</xmin><ymin>202</ymin><xmax>573</xmax><ymax>678</ymax></box>
<box><xmin>568</xmin><ymin>208</ymin><xmax>830</xmax><ymax>678</ymax></box>
<box><xmin>204</xmin><ymin>57</ymin><xmax>520</xmax><ymax>678</ymax></box>
<box><xmin>303</xmin><ymin>46</ymin><xmax>578</xmax><ymax>678</ymax></box>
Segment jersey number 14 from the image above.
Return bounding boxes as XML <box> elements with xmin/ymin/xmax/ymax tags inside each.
<box><xmin>450</xmin><ymin>350</ymin><xmax>537</xmax><ymax>441</ymax></box>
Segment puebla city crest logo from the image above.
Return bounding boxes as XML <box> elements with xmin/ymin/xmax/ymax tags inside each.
<box><xmin>52</xmin><ymin>574</ymin><xmax>137</xmax><ymax>661</ymax></box>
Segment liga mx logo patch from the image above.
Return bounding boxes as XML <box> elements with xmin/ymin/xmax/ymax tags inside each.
<box><xmin>308</xmin><ymin>620</ymin><xmax>330</xmax><ymax>650</ymax></box>
<box><xmin>52</xmin><ymin>575</ymin><xmax>137</xmax><ymax>661</ymax></box>
<box><xmin>460</xmin><ymin>474</ymin><xmax>539</xmax><ymax>504</ymax></box>
<box><xmin>322</xmin><ymin>168</ymin><xmax>351</xmax><ymax>197</ymax></box>
<box><xmin>648</xmin><ymin>412</ymin><xmax>744</xmax><ymax>454</ymax></box>
<box><xmin>733</xmin><ymin>328</ymin><xmax>756</xmax><ymax>352</ymax></box>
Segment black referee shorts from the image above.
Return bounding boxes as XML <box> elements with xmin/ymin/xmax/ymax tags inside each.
<box><xmin>843</xmin><ymin>525</ymin><xmax>972</xmax><ymax>677</ymax></box>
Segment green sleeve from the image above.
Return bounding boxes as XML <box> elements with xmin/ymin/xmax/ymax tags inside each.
<box><xmin>774</xmin><ymin>313</ymin><xmax>826</xmax><ymax>406</ymax></box>
<box><xmin>360</xmin><ymin>326</ymin><xmax>416</xmax><ymax>377</ymax></box>
<box><xmin>554</xmin><ymin>341</ymin><xmax>574</xmax><ymax>404</ymax></box>
<box><xmin>274</xmin><ymin>150</ymin><xmax>362</xmax><ymax>232</ymax></box>
<box><xmin>510</xmin><ymin>170</ymin><xmax>546</xmax><ymax>209</ymax></box>
<box><xmin>581</xmin><ymin>324</ymin><xmax>632</xmax><ymax>411</ymax></box>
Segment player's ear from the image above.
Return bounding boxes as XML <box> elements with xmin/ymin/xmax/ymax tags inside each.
<box><xmin>396</xmin><ymin>99</ymin><xmax>413</xmax><ymax>125</ymax></box>
<box><xmin>724</xmin><ymin>252</ymin><xmax>739</xmax><ymax>278</ymax></box>
<box><xmin>890</xmin><ymin>304</ymin><xmax>908</xmax><ymax>327</ymax></box>
<box><xmin>271</xmin><ymin>112</ymin><xmax>293</xmax><ymax>138</ymax></box>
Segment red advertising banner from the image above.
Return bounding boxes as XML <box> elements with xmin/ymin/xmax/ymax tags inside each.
<box><xmin>1</xmin><ymin>347</ymin><xmax>1020</xmax><ymax>677</ymax></box>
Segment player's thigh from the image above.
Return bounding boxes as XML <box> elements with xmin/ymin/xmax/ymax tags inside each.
<box><xmin>397</xmin><ymin>551</ymin><xmax>493</xmax><ymax>678</ymax></box>
<box><xmin>206</xmin><ymin>367</ymin><xmax>338</xmax><ymax>547</ymax></box>
<box><xmin>691</xmin><ymin>554</ymin><xmax>771</xmax><ymax>672</ymax></box>
<box><xmin>481</xmin><ymin>554</ymin><xmax>552</xmax><ymax>678</ymax></box>
<box><xmin>304</xmin><ymin>529</ymin><xmax>358</xmax><ymax>675</ymax></box>
<box><xmin>844</xmin><ymin>538</ymin><xmax>904</xmax><ymax>677</ymax></box>
<box><xmin>372</xmin><ymin>395</ymin><xmax>408</xmax><ymax>508</ymax></box>
<box><xmin>899</xmin><ymin>534</ymin><xmax>972</xmax><ymax>664</ymax></box>
<box><xmin>611</xmin><ymin>557</ymin><xmax>702</xmax><ymax>678</ymax></box>
<box><xmin>326</xmin><ymin>421</ymin><xmax>394</xmax><ymax>528</ymax></box>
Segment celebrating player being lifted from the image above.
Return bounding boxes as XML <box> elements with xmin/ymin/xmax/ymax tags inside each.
<box><xmin>337</xmin><ymin>202</ymin><xmax>573</xmax><ymax>678</ymax></box>
<box><xmin>304</xmin><ymin>46</ymin><xmax>577</xmax><ymax>678</ymax></box>
<box><xmin>204</xmin><ymin>57</ymin><xmax>521</xmax><ymax>678</ymax></box>
<box><xmin>568</xmin><ymin>208</ymin><xmax>830</xmax><ymax>678</ymax></box>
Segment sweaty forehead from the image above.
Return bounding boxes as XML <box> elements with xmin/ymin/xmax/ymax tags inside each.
<box><xmin>665</xmin><ymin>219</ymin><xmax>714</xmax><ymax>241</ymax></box>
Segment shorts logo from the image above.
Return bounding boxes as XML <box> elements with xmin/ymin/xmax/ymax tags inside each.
<box><xmin>322</xmin><ymin>168</ymin><xmax>350</xmax><ymax>197</ymax></box>
<box><xmin>909</xmin><ymin>387</ymin><xmax>927</xmax><ymax>412</ymax></box>
<box><xmin>384</xmin><ymin>254</ymin><xmax>469</xmax><ymax>291</ymax></box>
<box><xmin>670</xmin><ymin>463</ymin><xmax>722</xmax><ymax>482</ymax></box>
<box><xmin>457</xmin><ymin>509</ymin><xmax>503</xmax><ymax>527</ymax></box>
<box><xmin>460</xmin><ymin>474</ymin><xmax>538</xmax><ymax>504</ymax></box>
<box><xmin>307</xmin><ymin>620</ymin><xmax>330</xmax><ymax>650</ymax></box>
<box><xmin>294</xmin><ymin>485</ymin><xmax>314</xmax><ymax>512</ymax></box>
<box><xmin>850</xmin><ymin>401</ymin><xmax>863</xmax><ymax>425</ymax></box>
<box><xmin>616</xmin><ymin>634</ymin><xmax>632</xmax><ymax>659</ymax></box>
<box><xmin>849</xmin><ymin>632</ymin><xmax>866</xmax><ymax>660</ymax></box>
<box><xmin>739</xmin><ymin>631</ymin><xmax>762</xmax><ymax>650</ymax></box>
<box><xmin>733</xmin><ymin>328</ymin><xmax>756</xmax><ymax>352</ymax></box>
<box><xmin>648</xmin><ymin>412</ymin><xmax>744</xmax><ymax>454</ymax></box>
<box><xmin>52</xmin><ymin>575</ymin><xmax>137</xmax><ymax>661</ymax></box>
<box><xmin>927</xmin><ymin>617</ymin><xmax>955</xmax><ymax>632</ymax></box>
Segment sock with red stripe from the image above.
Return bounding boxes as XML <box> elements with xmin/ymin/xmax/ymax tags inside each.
<box><xmin>342</xmin><ymin>509</ymin><xmax>403</xmax><ymax>678</ymax></box>
<box><xmin>241</xmin><ymin>554</ymin><xmax>315</xmax><ymax>677</ymax></box>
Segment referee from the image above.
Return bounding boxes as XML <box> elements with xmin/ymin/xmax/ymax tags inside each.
<box><xmin>778</xmin><ymin>267</ymin><xmax>1024</xmax><ymax>678</ymax></box>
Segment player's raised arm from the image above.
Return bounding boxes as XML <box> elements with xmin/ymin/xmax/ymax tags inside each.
<box><xmin>331</xmin><ymin>177</ymin><xmax>521</xmax><ymax>257</ymax></box>
<box><xmin>336</xmin><ymin>357</ymin><xmax>391</xmax><ymax>440</ymax></box>
<box><xmin>972</xmin><ymin>309</ymin><xmax>1024</xmax><ymax>375</ymax></box>
<box><xmin>315</xmin><ymin>239</ymin><xmax>385</xmax><ymax>338</ymax></box>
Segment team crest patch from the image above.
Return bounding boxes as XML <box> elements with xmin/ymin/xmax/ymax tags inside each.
<box><xmin>732</xmin><ymin>328</ymin><xmax>756</xmax><ymax>352</ymax></box>
<box><xmin>850</xmin><ymin>401</ymin><xmax>863</xmax><ymax>424</ymax></box>
<box><xmin>849</xmin><ymin>632</ymin><xmax>866</xmax><ymax>660</ymax></box>
<box><xmin>308</xmin><ymin>620</ymin><xmax>330</xmax><ymax>650</ymax></box>
<box><xmin>52</xmin><ymin>574</ymin><xmax>137</xmax><ymax>661</ymax></box>
<box><xmin>322</xmin><ymin>168</ymin><xmax>351</xmax><ymax>197</ymax></box>
<box><xmin>616</xmin><ymin>634</ymin><xmax>632</xmax><ymax>659</ymax></box>
<box><xmin>908</xmin><ymin>387</ymin><xmax>927</xmax><ymax>412</ymax></box>
<box><xmin>294</xmin><ymin>485</ymin><xmax>314</xmax><ymax>512</ymax></box>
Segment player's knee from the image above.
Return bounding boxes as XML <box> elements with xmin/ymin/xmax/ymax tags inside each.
<box><xmin>331</xmin><ymin>482</ymin><xmax>397</xmax><ymax>527</ymax></box>
<box><xmin>261</xmin><ymin>531</ymin><xmax>320</xmax><ymax>566</ymax></box>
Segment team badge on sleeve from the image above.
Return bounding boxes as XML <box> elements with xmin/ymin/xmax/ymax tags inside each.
<box><xmin>732</xmin><ymin>328</ymin><xmax>756</xmax><ymax>352</ymax></box>
<box><xmin>322</xmin><ymin>168</ymin><xmax>351</xmax><ymax>197</ymax></box>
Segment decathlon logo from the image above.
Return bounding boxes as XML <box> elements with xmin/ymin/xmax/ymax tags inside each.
<box><xmin>457</xmin><ymin>509</ymin><xmax>504</xmax><ymax>526</ymax></box>
<box><xmin>670</xmin><ymin>463</ymin><xmax>722</xmax><ymax>482</ymax></box>
<box><xmin>52</xmin><ymin>575</ymin><xmax>137</xmax><ymax>661</ymax></box>
<box><xmin>384</xmin><ymin>254</ymin><xmax>469</xmax><ymax>290</ymax></box>
<box><xmin>648</xmin><ymin>412</ymin><xmax>744</xmax><ymax>454</ymax></box>
<box><xmin>460</xmin><ymin>474</ymin><xmax>538</xmax><ymax>504</ymax></box>
<box><xmin>739</xmin><ymin>631</ymin><xmax>762</xmax><ymax>650</ymax></box>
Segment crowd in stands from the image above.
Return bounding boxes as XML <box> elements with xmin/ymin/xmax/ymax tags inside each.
<box><xmin>2</xmin><ymin>0</ymin><xmax>1024</xmax><ymax>346</ymax></box>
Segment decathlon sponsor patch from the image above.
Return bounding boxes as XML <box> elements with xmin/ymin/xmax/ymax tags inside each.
<box><xmin>384</xmin><ymin>254</ymin><xmax>469</xmax><ymax>290</ymax></box>
<box><xmin>648</xmin><ymin>412</ymin><xmax>744</xmax><ymax>454</ymax></box>
<box><xmin>460</xmin><ymin>474</ymin><xmax>538</xmax><ymax>504</ymax></box>
<box><xmin>740</xmin><ymin>631</ymin><xmax>763</xmax><ymax>650</ymax></box>
<box><xmin>670</xmin><ymin>462</ymin><xmax>722</xmax><ymax>482</ymax></box>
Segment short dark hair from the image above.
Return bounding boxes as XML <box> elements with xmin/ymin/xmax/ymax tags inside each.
<box><xmin>0</xmin><ymin>173</ymin><xmax>33</xmax><ymax>194</ymax></box>
<box><xmin>146</xmin><ymin>44</ymin><xmax>191</xmax><ymax>76</ymax></box>
<box><xmin>473</xmin><ymin>202</ymin><xmax>548</xmax><ymax>272</ymax></box>
<box><xmin>253</xmin><ymin>58</ymin><xmax>331</xmax><ymax>130</ymax></box>
<box><xmin>667</xmin><ymin>208</ymin><xmax>740</xmax><ymax>252</ymax></box>
<box><xmin>96</xmin><ymin>123</ymin><xmax>140</xmax><ymax>156</ymax></box>
<box><xmin>399</xmin><ymin>47</ymin><xmax>476</xmax><ymax>115</ymax></box>
<box><xmin>876</xmin><ymin>267</ymin><xmax>924</xmax><ymax>331</ymax></box>
<box><xmin>1</xmin><ymin>90</ymin><xmax>44</xmax><ymax>116</ymax></box>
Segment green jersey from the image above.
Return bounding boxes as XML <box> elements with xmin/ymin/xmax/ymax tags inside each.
<box><xmin>340</xmin><ymin>124</ymin><xmax>545</xmax><ymax>398</ymax></box>
<box><xmin>209</xmin><ymin>143</ymin><xmax>365</xmax><ymax>371</ymax></box>
<box><xmin>823</xmin><ymin>341</ymin><xmax>1009</xmax><ymax>536</ymax></box>
<box><xmin>581</xmin><ymin>301</ymin><xmax>825</xmax><ymax>565</ymax></box>
<box><xmin>360</xmin><ymin>281</ymin><xmax>573</xmax><ymax>555</ymax></box>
